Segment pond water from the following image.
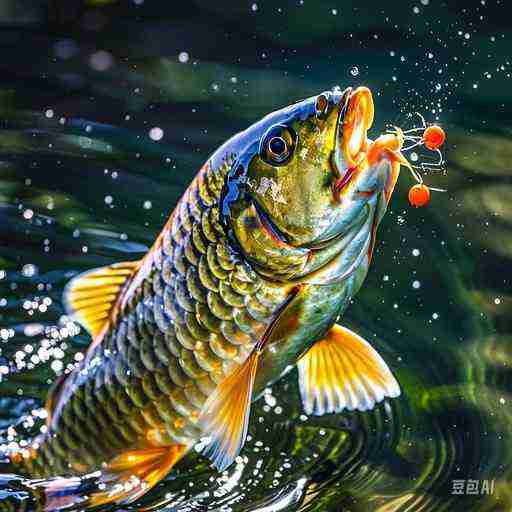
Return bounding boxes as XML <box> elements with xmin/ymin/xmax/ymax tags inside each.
<box><xmin>0</xmin><ymin>0</ymin><xmax>510</xmax><ymax>510</ymax></box>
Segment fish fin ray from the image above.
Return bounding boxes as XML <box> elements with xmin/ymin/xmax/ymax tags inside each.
<box><xmin>63</xmin><ymin>261</ymin><xmax>139</xmax><ymax>338</ymax></box>
<box><xmin>36</xmin><ymin>444</ymin><xmax>188</xmax><ymax>510</ymax></box>
<box><xmin>199</xmin><ymin>351</ymin><xmax>259</xmax><ymax>471</ymax></box>
<box><xmin>298</xmin><ymin>324</ymin><xmax>400</xmax><ymax>416</ymax></box>
<box><xmin>198</xmin><ymin>285</ymin><xmax>304</xmax><ymax>471</ymax></box>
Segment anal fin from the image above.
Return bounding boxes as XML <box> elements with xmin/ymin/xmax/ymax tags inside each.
<box><xmin>298</xmin><ymin>324</ymin><xmax>400</xmax><ymax>415</ymax></box>
<box><xmin>37</xmin><ymin>444</ymin><xmax>188</xmax><ymax>510</ymax></box>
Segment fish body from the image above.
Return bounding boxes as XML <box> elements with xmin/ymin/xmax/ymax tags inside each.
<box><xmin>10</xmin><ymin>86</ymin><xmax>405</xmax><ymax>509</ymax></box>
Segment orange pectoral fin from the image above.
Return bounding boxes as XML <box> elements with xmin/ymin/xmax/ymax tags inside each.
<box><xmin>198</xmin><ymin>350</ymin><xmax>260</xmax><ymax>472</ymax></box>
<box><xmin>297</xmin><ymin>324</ymin><xmax>400</xmax><ymax>415</ymax></box>
<box><xmin>198</xmin><ymin>286</ymin><xmax>303</xmax><ymax>471</ymax></box>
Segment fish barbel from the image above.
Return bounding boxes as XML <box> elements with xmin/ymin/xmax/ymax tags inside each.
<box><xmin>9</xmin><ymin>86</ymin><xmax>407</xmax><ymax>510</ymax></box>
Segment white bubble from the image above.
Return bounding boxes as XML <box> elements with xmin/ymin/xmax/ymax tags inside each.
<box><xmin>22</xmin><ymin>264</ymin><xmax>37</xmax><ymax>277</ymax></box>
<box><xmin>265</xmin><ymin>394</ymin><xmax>277</xmax><ymax>407</ymax></box>
<box><xmin>412</xmin><ymin>280</ymin><xmax>421</xmax><ymax>289</ymax></box>
<box><xmin>410</xmin><ymin>152</ymin><xmax>418</xmax><ymax>162</ymax></box>
<box><xmin>251</xmin><ymin>3</ymin><xmax>258</xmax><ymax>11</ymax></box>
<box><xmin>494</xmin><ymin>297</ymin><xmax>501</xmax><ymax>305</ymax></box>
<box><xmin>432</xmin><ymin>312</ymin><xmax>439</xmax><ymax>320</ymax></box>
<box><xmin>413</xmin><ymin>6</ymin><xmax>420</xmax><ymax>14</ymax></box>
<box><xmin>51</xmin><ymin>360</ymin><xmax>63</xmax><ymax>373</ymax></box>
<box><xmin>45</xmin><ymin>109</ymin><xmax>54</xmax><ymax>119</ymax></box>
<box><xmin>89</xmin><ymin>50</ymin><xmax>114</xmax><ymax>72</ymax></box>
<box><xmin>143</xmin><ymin>200</ymin><xmax>152</xmax><ymax>210</ymax></box>
<box><xmin>211</xmin><ymin>83</ymin><xmax>220</xmax><ymax>92</ymax></box>
<box><xmin>23</xmin><ymin>209</ymin><xmax>34</xmax><ymax>220</ymax></box>
<box><xmin>331</xmin><ymin>8</ymin><xmax>338</xmax><ymax>15</ymax></box>
<box><xmin>464</xmin><ymin>33</ymin><xmax>470</xmax><ymax>39</ymax></box>
<box><xmin>178</xmin><ymin>51</ymin><xmax>189</xmax><ymax>63</ymax></box>
<box><xmin>104</xmin><ymin>195</ymin><xmax>113</xmax><ymax>205</ymax></box>
<box><xmin>350</xmin><ymin>66</ymin><xmax>359</xmax><ymax>76</ymax></box>
<box><xmin>412</xmin><ymin>248</ymin><xmax>420</xmax><ymax>257</ymax></box>
<box><xmin>149</xmin><ymin>127</ymin><xmax>164</xmax><ymax>141</ymax></box>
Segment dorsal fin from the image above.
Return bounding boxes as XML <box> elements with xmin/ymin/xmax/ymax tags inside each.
<box><xmin>64</xmin><ymin>261</ymin><xmax>139</xmax><ymax>338</ymax></box>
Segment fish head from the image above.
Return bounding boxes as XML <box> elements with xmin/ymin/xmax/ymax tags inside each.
<box><xmin>220</xmin><ymin>86</ymin><xmax>407</xmax><ymax>280</ymax></box>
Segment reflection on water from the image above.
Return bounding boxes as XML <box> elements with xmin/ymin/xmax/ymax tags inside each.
<box><xmin>0</xmin><ymin>0</ymin><xmax>511</xmax><ymax>510</ymax></box>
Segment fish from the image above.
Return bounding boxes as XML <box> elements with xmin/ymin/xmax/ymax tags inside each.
<box><xmin>7</xmin><ymin>85</ymin><xmax>407</xmax><ymax>510</ymax></box>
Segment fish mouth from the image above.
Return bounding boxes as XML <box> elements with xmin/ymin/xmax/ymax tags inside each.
<box><xmin>332</xmin><ymin>86</ymin><xmax>407</xmax><ymax>200</ymax></box>
<box><xmin>331</xmin><ymin>86</ymin><xmax>374</xmax><ymax>194</ymax></box>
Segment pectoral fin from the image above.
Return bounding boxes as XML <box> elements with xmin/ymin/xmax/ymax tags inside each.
<box><xmin>199</xmin><ymin>350</ymin><xmax>260</xmax><ymax>471</ymax></box>
<box><xmin>298</xmin><ymin>324</ymin><xmax>400</xmax><ymax>415</ymax></box>
<box><xmin>199</xmin><ymin>286</ymin><xmax>303</xmax><ymax>471</ymax></box>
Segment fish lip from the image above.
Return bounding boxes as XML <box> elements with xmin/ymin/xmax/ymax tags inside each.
<box><xmin>332</xmin><ymin>86</ymin><xmax>375</xmax><ymax>197</ymax></box>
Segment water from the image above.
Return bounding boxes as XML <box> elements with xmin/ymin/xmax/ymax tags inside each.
<box><xmin>0</xmin><ymin>0</ymin><xmax>511</xmax><ymax>510</ymax></box>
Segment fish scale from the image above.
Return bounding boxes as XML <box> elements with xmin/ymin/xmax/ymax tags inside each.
<box><xmin>17</xmin><ymin>159</ymin><xmax>283</xmax><ymax>479</ymax></box>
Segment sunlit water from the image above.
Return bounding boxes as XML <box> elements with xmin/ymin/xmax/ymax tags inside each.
<box><xmin>0</xmin><ymin>1</ymin><xmax>511</xmax><ymax>510</ymax></box>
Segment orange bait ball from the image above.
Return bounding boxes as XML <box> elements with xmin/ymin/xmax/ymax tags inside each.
<box><xmin>422</xmin><ymin>125</ymin><xmax>445</xmax><ymax>151</ymax></box>
<box><xmin>408</xmin><ymin>184</ymin><xmax>431</xmax><ymax>207</ymax></box>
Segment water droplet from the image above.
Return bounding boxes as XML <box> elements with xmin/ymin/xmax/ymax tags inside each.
<box><xmin>149</xmin><ymin>127</ymin><xmax>164</xmax><ymax>141</ymax></box>
<box><xmin>22</xmin><ymin>264</ymin><xmax>37</xmax><ymax>277</ymax></box>
<box><xmin>178</xmin><ymin>51</ymin><xmax>189</xmax><ymax>63</ymax></box>
<box><xmin>350</xmin><ymin>66</ymin><xmax>359</xmax><ymax>76</ymax></box>
<box><xmin>89</xmin><ymin>50</ymin><xmax>114</xmax><ymax>72</ymax></box>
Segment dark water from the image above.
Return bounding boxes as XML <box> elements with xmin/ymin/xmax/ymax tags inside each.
<box><xmin>0</xmin><ymin>0</ymin><xmax>510</xmax><ymax>510</ymax></box>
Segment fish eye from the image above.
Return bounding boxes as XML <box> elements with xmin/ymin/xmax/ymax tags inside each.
<box><xmin>268</xmin><ymin>136</ymin><xmax>287</xmax><ymax>159</ymax></box>
<box><xmin>260</xmin><ymin>125</ymin><xmax>296</xmax><ymax>166</ymax></box>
